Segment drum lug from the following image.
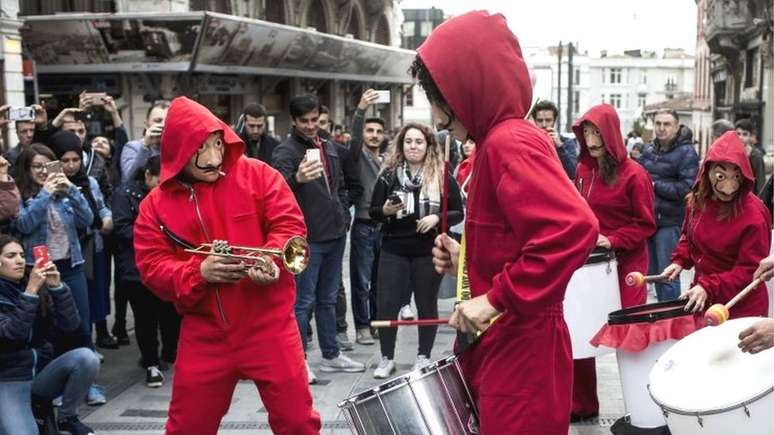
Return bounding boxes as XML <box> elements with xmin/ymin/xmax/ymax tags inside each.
<box><xmin>606</xmin><ymin>262</ymin><xmax>612</xmax><ymax>274</ymax></box>
<box><xmin>744</xmin><ymin>405</ymin><xmax>751</xmax><ymax>418</ymax></box>
<box><xmin>661</xmin><ymin>407</ymin><xmax>669</xmax><ymax>419</ymax></box>
<box><xmin>696</xmin><ymin>414</ymin><xmax>703</xmax><ymax>428</ymax></box>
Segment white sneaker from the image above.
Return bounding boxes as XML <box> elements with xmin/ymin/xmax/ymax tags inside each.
<box><xmin>305</xmin><ymin>360</ymin><xmax>317</xmax><ymax>384</ymax></box>
<box><xmin>146</xmin><ymin>366</ymin><xmax>164</xmax><ymax>388</ymax></box>
<box><xmin>320</xmin><ymin>353</ymin><xmax>365</xmax><ymax>373</ymax></box>
<box><xmin>373</xmin><ymin>357</ymin><xmax>396</xmax><ymax>379</ymax></box>
<box><xmin>412</xmin><ymin>355</ymin><xmax>431</xmax><ymax>371</ymax></box>
<box><xmin>398</xmin><ymin>304</ymin><xmax>415</xmax><ymax>320</ymax></box>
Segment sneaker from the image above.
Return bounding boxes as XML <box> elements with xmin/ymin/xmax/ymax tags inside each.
<box><xmin>356</xmin><ymin>328</ymin><xmax>375</xmax><ymax>345</ymax></box>
<box><xmin>58</xmin><ymin>415</ymin><xmax>95</xmax><ymax>435</ymax></box>
<box><xmin>320</xmin><ymin>353</ymin><xmax>366</xmax><ymax>373</ymax></box>
<box><xmin>146</xmin><ymin>366</ymin><xmax>164</xmax><ymax>388</ymax></box>
<box><xmin>399</xmin><ymin>304</ymin><xmax>415</xmax><ymax>320</ymax></box>
<box><xmin>96</xmin><ymin>334</ymin><xmax>119</xmax><ymax>349</ymax></box>
<box><xmin>373</xmin><ymin>357</ymin><xmax>396</xmax><ymax>379</ymax></box>
<box><xmin>305</xmin><ymin>360</ymin><xmax>317</xmax><ymax>384</ymax></box>
<box><xmin>86</xmin><ymin>384</ymin><xmax>106</xmax><ymax>406</ymax></box>
<box><xmin>52</xmin><ymin>395</ymin><xmax>63</xmax><ymax>407</ymax></box>
<box><xmin>336</xmin><ymin>332</ymin><xmax>354</xmax><ymax>351</ymax></box>
<box><xmin>412</xmin><ymin>355</ymin><xmax>431</xmax><ymax>371</ymax></box>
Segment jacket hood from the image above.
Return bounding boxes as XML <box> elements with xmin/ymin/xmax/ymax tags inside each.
<box><xmin>417</xmin><ymin>10</ymin><xmax>532</xmax><ymax>142</ymax></box>
<box><xmin>572</xmin><ymin>104</ymin><xmax>627</xmax><ymax>166</ymax></box>
<box><xmin>159</xmin><ymin>97</ymin><xmax>244</xmax><ymax>185</ymax></box>
<box><xmin>699</xmin><ymin>131</ymin><xmax>754</xmax><ymax>193</ymax></box>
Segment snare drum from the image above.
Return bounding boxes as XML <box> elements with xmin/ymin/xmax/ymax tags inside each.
<box><xmin>564</xmin><ymin>248</ymin><xmax>621</xmax><ymax>359</ymax></box>
<box><xmin>649</xmin><ymin>317</ymin><xmax>774</xmax><ymax>435</ymax></box>
<box><xmin>338</xmin><ymin>356</ymin><xmax>479</xmax><ymax>435</ymax></box>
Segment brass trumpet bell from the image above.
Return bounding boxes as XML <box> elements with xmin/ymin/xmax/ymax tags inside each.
<box><xmin>185</xmin><ymin>236</ymin><xmax>310</xmax><ymax>275</ymax></box>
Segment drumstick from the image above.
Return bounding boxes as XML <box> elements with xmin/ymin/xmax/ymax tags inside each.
<box><xmin>371</xmin><ymin>319</ymin><xmax>450</xmax><ymax>328</ymax></box>
<box><xmin>704</xmin><ymin>278</ymin><xmax>762</xmax><ymax>326</ymax></box>
<box><xmin>625</xmin><ymin>271</ymin><xmax>669</xmax><ymax>287</ymax></box>
<box><xmin>440</xmin><ymin>134</ymin><xmax>451</xmax><ymax>234</ymax></box>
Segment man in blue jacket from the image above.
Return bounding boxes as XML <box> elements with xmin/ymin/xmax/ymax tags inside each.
<box><xmin>529</xmin><ymin>100</ymin><xmax>578</xmax><ymax>179</ymax></box>
<box><xmin>638</xmin><ymin>109</ymin><xmax>699</xmax><ymax>301</ymax></box>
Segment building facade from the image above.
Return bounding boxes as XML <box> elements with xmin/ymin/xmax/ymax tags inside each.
<box><xmin>13</xmin><ymin>0</ymin><xmax>413</xmax><ymax>143</ymax></box>
<box><xmin>400</xmin><ymin>7</ymin><xmax>444</xmax><ymax>125</ymax></box>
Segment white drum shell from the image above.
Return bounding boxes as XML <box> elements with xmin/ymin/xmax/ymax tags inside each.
<box><xmin>564</xmin><ymin>258</ymin><xmax>621</xmax><ymax>359</ymax></box>
<box><xmin>649</xmin><ymin>317</ymin><xmax>774</xmax><ymax>435</ymax></box>
<box><xmin>617</xmin><ymin>339</ymin><xmax>676</xmax><ymax>428</ymax></box>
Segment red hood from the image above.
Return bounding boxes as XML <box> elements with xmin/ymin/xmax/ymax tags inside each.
<box><xmin>159</xmin><ymin>97</ymin><xmax>245</xmax><ymax>186</ymax></box>
<box><xmin>417</xmin><ymin>11</ymin><xmax>532</xmax><ymax>142</ymax></box>
<box><xmin>572</xmin><ymin>104</ymin><xmax>627</xmax><ymax>166</ymax></box>
<box><xmin>699</xmin><ymin>131</ymin><xmax>754</xmax><ymax>194</ymax></box>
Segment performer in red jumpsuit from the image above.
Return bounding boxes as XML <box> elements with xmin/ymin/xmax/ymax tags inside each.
<box><xmin>422</xmin><ymin>11</ymin><xmax>599</xmax><ymax>433</ymax></box>
<box><xmin>571</xmin><ymin>104</ymin><xmax>656</xmax><ymax>419</ymax></box>
<box><xmin>665</xmin><ymin>131</ymin><xmax>771</xmax><ymax>318</ymax></box>
<box><xmin>134</xmin><ymin>97</ymin><xmax>321</xmax><ymax>435</ymax></box>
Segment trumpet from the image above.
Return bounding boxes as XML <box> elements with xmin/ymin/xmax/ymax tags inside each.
<box><xmin>184</xmin><ymin>236</ymin><xmax>309</xmax><ymax>275</ymax></box>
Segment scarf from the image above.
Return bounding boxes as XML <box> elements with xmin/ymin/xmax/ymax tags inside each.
<box><xmin>396</xmin><ymin>162</ymin><xmax>441</xmax><ymax>218</ymax></box>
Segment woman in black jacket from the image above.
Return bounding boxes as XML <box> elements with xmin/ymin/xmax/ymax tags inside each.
<box><xmin>112</xmin><ymin>156</ymin><xmax>180</xmax><ymax>388</ymax></box>
<box><xmin>0</xmin><ymin>235</ymin><xmax>99</xmax><ymax>435</ymax></box>
<box><xmin>369</xmin><ymin>123</ymin><xmax>463</xmax><ymax>379</ymax></box>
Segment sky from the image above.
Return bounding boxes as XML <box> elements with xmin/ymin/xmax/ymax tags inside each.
<box><xmin>399</xmin><ymin>0</ymin><xmax>698</xmax><ymax>56</ymax></box>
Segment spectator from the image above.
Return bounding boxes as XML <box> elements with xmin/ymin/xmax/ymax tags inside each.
<box><xmin>455</xmin><ymin>138</ymin><xmax>476</xmax><ymax>197</ymax></box>
<box><xmin>638</xmin><ymin>109</ymin><xmax>699</xmax><ymax>301</ymax></box>
<box><xmin>735</xmin><ymin>119</ymin><xmax>766</xmax><ymax>195</ymax></box>
<box><xmin>113</xmin><ymin>156</ymin><xmax>180</xmax><ymax>388</ymax></box>
<box><xmin>0</xmin><ymin>104</ymin><xmax>50</xmax><ymax>173</ymax></box>
<box><xmin>120</xmin><ymin>100</ymin><xmax>169</xmax><ymax>183</ymax></box>
<box><xmin>0</xmin><ymin>155</ymin><xmax>20</xmax><ymax>233</ymax></box>
<box><xmin>529</xmin><ymin>100</ymin><xmax>578</xmax><ymax>179</ymax></box>
<box><xmin>0</xmin><ymin>235</ymin><xmax>99</xmax><ymax>435</ymax></box>
<box><xmin>348</xmin><ymin>89</ymin><xmax>384</xmax><ymax>345</ymax></box>
<box><xmin>369</xmin><ymin>123</ymin><xmax>463</xmax><ymax>379</ymax></box>
<box><xmin>236</xmin><ymin>102</ymin><xmax>280</xmax><ymax>164</ymax></box>
<box><xmin>272</xmin><ymin>94</ymin><xmax>365</xmax><ymax>382</ymax></box>
<box><xmin>711</xmin><ymin>118</ymin><xmax>734</xmax><ymax>141</ymax></box>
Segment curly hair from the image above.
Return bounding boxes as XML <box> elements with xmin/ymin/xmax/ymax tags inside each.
<box><xmin>409</xmin><ymin>56</ymin><xmax>456</xmax><ymax>130</ymax></box>
<box><xmin>384</xmin><ymin>123</ymin><xmax>444</xmax><ymax>196</ymax></box>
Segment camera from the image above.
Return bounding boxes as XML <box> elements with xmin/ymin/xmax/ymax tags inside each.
<box><xmin>8</xmin><ymin>107</ymin><xmax>35</xmax><ymax>122</ymax></box>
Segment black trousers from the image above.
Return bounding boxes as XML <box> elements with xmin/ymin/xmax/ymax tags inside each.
<box><xmin>377</xmin><ymin>251</ymin><xmax>442</xmax><ymax>360</ymax></box>
<box><xmin>123</xmin><ymin>280</ymin><xmax>181</xmax><ymax>367</ymax></box>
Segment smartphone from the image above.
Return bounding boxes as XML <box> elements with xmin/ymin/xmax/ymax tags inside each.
<box><xmin>375</xmin><ymin>90</ymin><xmax>391</xmax><ymax>104</ymax></box>
<box><xmin>45</xmin><ymin>160</ymin><xmax>63</xmax><ymax>174</ymax></box>
<box><xmin>85</xmin><ymin>92</ymin><xmax>107</xmax><ymax>106</ymax></box>
<box><xmin>8</xmin><ymin>106</ymin><xmax>35</xmax><ymax>122</ymax></box>
<box><xmin>32</xmin><ymin>245</ymin><xmax>49</xmax><ymax>265</ymax></box>
<box><xmin>305</xmin><ymin>148</ymin><xmax>320</xmax><ymax>162</ymax></box>
<box><xmin>388</xmin><ymin>193</ymin><xmax>402</xmax><ymax>204</ymax></box>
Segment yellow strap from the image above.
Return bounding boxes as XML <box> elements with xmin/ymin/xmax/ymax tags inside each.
<box><xmin>456</xmin><ymin>233</ymin><xmax>469</xmax><ymax>303</ymax></box>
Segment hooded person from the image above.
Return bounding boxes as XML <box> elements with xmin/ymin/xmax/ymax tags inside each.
<box><xmin>571</xmin><ymin>104</ymin><xmax>657</xmax><ymax>420</ymax></box>
<box><xmin>663</xmin><ymin>131</ymin><xmax>771</xmax><ymax>319</ymax></box>
<box><xmin>420</xmin><ymin>11</ymin><xmax>599</xmax><ymax>433</ymax></box>
<box><xmin>132</xmin><ymin>97</ymin><xmax>321</xmax><ymax>435</ymax></box>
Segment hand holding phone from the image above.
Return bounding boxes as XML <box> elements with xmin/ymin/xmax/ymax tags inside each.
<box><xmin>375</xmin><ymin>90</ymin><xmax>391</xmax><ymax>104</ymax></box>
<box><xmin>33</xmin><ymin>245</ymin><xmax>49</xmax><ymax>266</ymax></box>
<box><xmin>8</xmin><ymin>107</ymin><xmax>35</xmax><ymax>122</ymax></box>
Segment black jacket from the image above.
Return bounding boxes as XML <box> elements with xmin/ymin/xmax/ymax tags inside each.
<box><xmin>272</xmin><ymin>127</ymin><xmax>348</xmax><ymax>243</ymax></box>
<box><xmin>112</xmin><ymin>179</ymin><xmax>147</xmax><ymax>283</ymax></box>
<box><xmin>370</xmin><ymin>168</ymin><xmax>464</xmax><ymax>257</ymax></box>
<box><xmin>243</xmin><ymin>132</ymin><xmax>281</xmax><ymax>165</ymax></box>
<box><xmin>0</xmin><ymin>279</ymin><xmax>80</xmax><ymax>382</ymax></box>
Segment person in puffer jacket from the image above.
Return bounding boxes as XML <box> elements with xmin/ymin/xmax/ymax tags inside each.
<box><xmin>0</xmin><ymin>235</ymin><xmax>99</xmax><ymax>435</ymax></box>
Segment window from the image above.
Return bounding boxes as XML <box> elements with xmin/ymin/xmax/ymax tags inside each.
<box><xmin>402</xmin><ymin>21</ymin><xmax>416</xmax><ymax>37</ymax></box>
<box><xmin>574</xmin><ymin>69</ymin><xmax>580</xmax><ymax>86</ymax></box>
<box><xmin>745</xmin><ymin>48</ymin><xmax>758</xmax><ymax>88</ymax></box>
<box><xmin>406</xmin><ymin>87</ymin><xmax>414</xmax><ymax>107</ymax></box>
<box><xmin>420</xmin><ymin>21</ymin><xmax>433</xmax><ymax>36</ymax></box>
<box><xmin>610</xmin><ymin>68</ymin><xmax>622</xmax><ymax>84</ymax></box>
<box><xmin>609</xmin><ymin>94</ymin><xmax>622</xmax><ymax>109</ymax></box>
<box><xmin>641</xmin><ymin>72</ymin><xmax>648</xmax><ymax>85</ymax></box>
<box><xmin>573</xmin><ymin>91</ymin><xmax>580</xmax><ymax>114</ymax></box>
<box><xmin>638</xmin><ymin>95</ymin><xmax>647</xmax><ymax>108</ymax></box>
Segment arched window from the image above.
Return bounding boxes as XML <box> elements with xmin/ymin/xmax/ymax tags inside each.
<box><xmin>305</xmin><ymin>0</ymin><xmax>328</xmax><ymax>33</ymax></box>
<box><xmin>264</xmin><ymin>0</ymin><xmax>286</xmax><ymax>24</ymax></box>
<box><xmin>374</xmin><ymin>14</ymin><xmax>390</xmax><ymax>45</ymax></box>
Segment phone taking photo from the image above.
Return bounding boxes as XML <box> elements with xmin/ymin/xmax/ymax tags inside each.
<box><xmin>45</xmin><ymin>160</ymin><xmax>63</xmax><ymax>175</ymax></box>
<box><xmin>375</xmin><ymin>90</ymin><xmax>391</xmax><ymax>104</ymax></box>
<box><xmin>305</xmin><ymin>148</ymin><xmax>320</xmax><ymax>162</ymax></box>
<box><xmin>8</xmin><ymin>107</ymin><xmax>35</xmax><ymax>122</ymax></box>
<box><xmin>33</xmin><ymin>245</ymin><xmax>49</xmax><ymax>265</ymax></box>
<box><xmin>388</xmin><ymin>193</ymin><xmax>402</xmax><ymax>204</ymax></box>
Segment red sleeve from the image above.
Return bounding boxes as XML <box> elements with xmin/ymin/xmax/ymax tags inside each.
<box><xmin>259</xmin><ymin>165</ymin><xmax>308</xmax><ymax>252</ymax></box>
<box><xmin>485</xmin><ymin>150</ymin><xmax>599</xmax><ymax>316</ymax></box>
<box><xmin>607</xmin><ymin>170</ymin><xmax>656</xmax><ymax>251</ymax></box>
<box><xmin>696</xmin><ymin>215</ymin><xmax>771</xmax><ymax>304</ymax></box>
<box><xmin>133</xmin><ymin>195</ymin><xmax>210</xmax><ymax>310</ymax></box>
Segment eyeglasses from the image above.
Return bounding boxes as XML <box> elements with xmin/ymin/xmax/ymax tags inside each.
<box><xmin>30</xmin><ymin>164</ymin><xmax>47</xmax><ymax>171</ymax></box>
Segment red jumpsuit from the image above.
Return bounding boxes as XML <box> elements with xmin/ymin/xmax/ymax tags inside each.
<box><xmin>571</xmin><ymin>104</ymin><xmax>657</xmax><ymax>417</ymax></box>
<box><xmin>418</xmin><ymin>11</ymin><xmax>599</xmax><ymax>433</ymax></box>
<box><xmin>671</xmin><ymin>131</ymin><xmax>771</xmax><ymax>319</ymax></box>
<box><xmin>134</xmin><ymin>97</ymin><xmax>321</xmax><ymax>435</ymax></box>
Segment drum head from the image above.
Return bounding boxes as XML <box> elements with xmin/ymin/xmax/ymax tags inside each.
<box><xmin>649</xmin><ymin>317</ymin><xmax>774</xmax><ymax>413</ymax></box>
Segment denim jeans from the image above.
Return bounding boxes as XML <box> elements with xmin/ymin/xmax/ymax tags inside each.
<box><xmin>0</xmin><ymin>348</ymin><xmax>99</xmax><ymax>434</ymax></box>
<box><xmin>295</xmin><ymin>236</ymin><xmax>346</xmax><ymax>359</ymax></box>
<box><xmin>56</xmin><ymin>260</ymin><xmax>92</xmax><ymax>350</ymax></box>
<box><xmin>648</xmin><ymin>226</ymin><xmax>682</xmax><ymax>301</ymax></box>
<box><xmin>349</xmin><ymin>221</ymin><xmax>382</xmax><ymax>330</ymax></box>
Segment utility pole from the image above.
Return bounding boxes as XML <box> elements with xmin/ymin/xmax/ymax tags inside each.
<box><xmin>566</xmin><ymin>42</ymin><xmax>574</xmax><ymax>132</ymax></box>
<box><xmin>557</xmin><ymin>41</ymin><xmax>562</xmax><ymax>130</ymax></box>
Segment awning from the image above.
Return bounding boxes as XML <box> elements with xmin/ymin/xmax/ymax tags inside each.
<box><xmin>20</xmin><ymin>11</ymin><xmax>416</xmax><ymax>84</ymax></box>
